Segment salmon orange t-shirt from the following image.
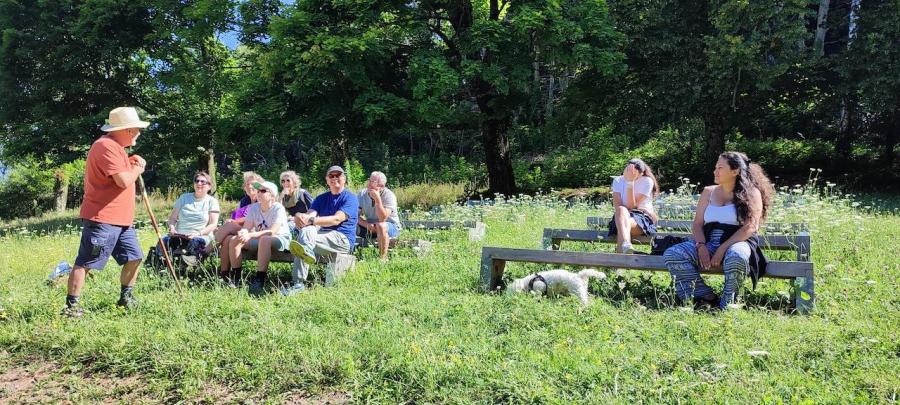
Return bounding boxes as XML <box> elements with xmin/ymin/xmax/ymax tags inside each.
<box><xmin>79</xmin><ymin>136</ymin><xmax>136</xmax><ymax>226</ymax></box>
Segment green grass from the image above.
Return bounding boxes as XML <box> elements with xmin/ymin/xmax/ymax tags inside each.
<box><xmin>0</xmin><ymin>190</ymin><xmax>898</xmax><ymax>403</ymax></box>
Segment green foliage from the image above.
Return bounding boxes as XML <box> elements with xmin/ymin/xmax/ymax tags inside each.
<box><xmin>0</xmin><ymin>158</ymin><xmax>83</xmax><ymax>220</ymax></box>
<box><xmin>393</xmin><ymin>183</ymin><xmax>467</xmax><ymax>210</ymax></box>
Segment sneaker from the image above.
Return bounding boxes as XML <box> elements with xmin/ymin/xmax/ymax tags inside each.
<box><xmin>61</xmin><ymin>305</ymin><xmax>85</xmax><ymax>318</ymax></box>
<box><xmin>280</xmin><ymin>282</ymin><xmax>307</xmax><ymax>296</ymax></box>
<box><xmin>620</xmin><ymin>243</ymin><xmax>635</xmax><ymax>254</ymax></box>
<box><xmin>289</xmin><ymin>240</ymin><xmax>317</xmax><ymax>265</ymax></box>
<box><xmin>116</xmin><ymin>293</ymin><xmax>138</xmax><ymax>309</ymax></box>
<box><xmin>248</xmin><ymin>276</ymin><xmax>265</xmax><ymax>297</ymax></box>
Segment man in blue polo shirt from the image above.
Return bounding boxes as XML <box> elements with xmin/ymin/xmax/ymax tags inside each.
<box><xmin>286</xmin><ymin>165</ymin><xmax>359</xmax><ymax>294</ymax></box>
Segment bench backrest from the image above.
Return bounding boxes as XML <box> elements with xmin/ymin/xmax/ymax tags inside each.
<box><xmin>544</xmin><ymin>228</ymin><xmax>810</xmax><ymax>260</ymax></box>
<box><xmin>586</xmin><ymin>217</ymin><xmax>808</xmax><ymax>234</ymax></box>
<box><xmin>401</xmin><ymin>220</ymin><xmax>481</xmax><ymax>229</ymax></box>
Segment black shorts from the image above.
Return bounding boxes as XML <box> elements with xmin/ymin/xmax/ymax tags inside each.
<box><xmin>607</xmin><ymin>210</ymin><xmax>657</xmax><ymax>237</ymax></box>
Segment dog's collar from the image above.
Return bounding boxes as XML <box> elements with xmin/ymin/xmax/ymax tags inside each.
<box><xmin>527</xmin><ymin>274</ymin><xmax>547</xmax><ymax>294</ymax></box>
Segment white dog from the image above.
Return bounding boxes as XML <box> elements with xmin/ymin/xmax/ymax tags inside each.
<box><xmin>506</xmin><ymin>269</ymin><xmax>607</xmax><ymax>305</ymax></box>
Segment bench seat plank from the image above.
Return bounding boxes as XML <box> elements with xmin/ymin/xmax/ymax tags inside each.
<box><xmin>479</xmin><ymin>246</ymin><xmax>815</xmax><ymax>313</ymax></box>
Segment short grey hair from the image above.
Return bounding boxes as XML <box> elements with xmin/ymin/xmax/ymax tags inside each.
<box><xmin>370</xmin><ymin>171</ymin><xmax>387</xmax><ymax>186</ymax></box>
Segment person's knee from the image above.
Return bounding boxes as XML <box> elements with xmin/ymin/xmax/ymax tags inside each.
<box><xmin>374</xmin><ymin>222</ymin><xmax>387</xmax><ymax>232</ymax></box>
<box><xmin>723</xmin><ymin>254</ymin><xmax>748</xmax><ymax>272</ymax></box>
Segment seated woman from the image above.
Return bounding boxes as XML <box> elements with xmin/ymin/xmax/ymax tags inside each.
<box><xmin>212</xmin><ymin>171</ymin><xmax>263</xmax><ymax>249</ymax></box>
<box><xmin>279</xmin><ymin>170</ymin><xmax>314</xmax><ymax>219</ymax></box>
<box><xmin>664</xmin><ymin>151</ymin><xmax>773</xmax><ymax>310</ymax></box>
<box><xmin>610</xmin><ymin>158</ymin><xmax>659</xmax><ymax>253</ymax></box>
<box><xmin>163</xmin><ymin>172</ymin><xmax>220</xmax><ymax>257</ymax></box>
<box><xmin>219</xmin><ymin>180</ymin><xmax>291</xmax><ymax>296</ymax></box>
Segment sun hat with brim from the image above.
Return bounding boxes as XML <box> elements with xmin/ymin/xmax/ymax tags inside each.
<box><xmin>100</xmin><ymin>107</ymin><xmax>151</xmax><ymax>132</ymax></box>
<box><xmin>253</xmin><ymin>181</ymin><xmax>278</xmax><ymax>196</ymax></box>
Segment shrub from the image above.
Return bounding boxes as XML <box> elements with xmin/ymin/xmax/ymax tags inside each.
<box><xmin>394</xmin><ymin>183</ymin><xmax>466</xmax><ymax>210</ymax></box>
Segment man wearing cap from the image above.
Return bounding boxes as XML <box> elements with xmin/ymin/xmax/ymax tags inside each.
<box><xmin>64</xmin><ymin>107</ymin><xmax>149</xmax><ymax>317</ymax></box>
<box><xmin>357</xmin><ymin>171</ymin><xmax>402</xmax><ymax>260</ymax></box>
<box><xmin>286</xmin><ymin>166</ymin><xmax>359</xmax><ymax>294</ymax></box>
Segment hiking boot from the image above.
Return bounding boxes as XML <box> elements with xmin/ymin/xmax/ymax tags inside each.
<box><xmin>248</xmin><ymin>276</ymin><xmax>266</xmax><ymax>297</ymax></box>
<box><xmin>116</xmin><ymin>292</ymin><xmax>138</xmax><ymax>310</ymax></box>
<box><xmin>280</xmin><ymin>282</ymin><xmax>307</xmax><ymax>296</ymax></box>
<box><xmin>289</xmin><ymin>240</ymin><xmax>317</xmax><ymax>265</ymax></box>
<box><xmin>61</xmin><ymin>305</ymin><xmax>85</xmax><ymax>318</ymax></box>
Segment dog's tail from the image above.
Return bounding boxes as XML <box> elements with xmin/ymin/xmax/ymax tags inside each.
<box><xmin>578</xmin><ymin>268</ymin><xmax>607</xmax><ymax>281</ymax></box>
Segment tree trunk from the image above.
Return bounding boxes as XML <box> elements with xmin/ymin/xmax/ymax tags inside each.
<box><xmin>836</xmin><ymin>97</ymin><xmax>855</xmax><ymax>157</ymax></box>
<box><xmin>53</xmin><ymin>170</ymin><xmax>68</xmax><ymax>212</ymax></box>
<box><xmin>481</xmin><ymin>112</ymin><xmax>517</xmax><ymax>196</ymax></box>
<box><xmin>703</xmin><ymin>115</ymin><xmax>728</xmax><ymax>168</ymax></box>
<box><xmin>814</xmin><ymin>0</ymin><xmax>830</xmax><ymax>56</ymax></box>
<box><xmin>197</xmin><ymin>148</ymin><xmax>217</xmax><ymax>194</ymax></box>
<box><xmin>331</xmin><ymin>132</ymin><xmax>350</xmax><ymax>166</ymax></box>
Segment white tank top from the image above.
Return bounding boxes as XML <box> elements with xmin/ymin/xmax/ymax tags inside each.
<box><xmin>703</xmin><ymin>203</ymin><xmax>738</xmax><ymax>225</ymax></box>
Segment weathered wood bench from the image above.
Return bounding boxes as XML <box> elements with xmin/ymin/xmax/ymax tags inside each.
<box><xmin>400</xmin><ymin>220</ymin><xmax>487</xmax><ymax>241</ymax></box>
<box><xmin>356</xmin><ymin>237</ymin><xmax>434</xmax><ymax>256</ymax></box>
<box><xmin>585</xmin><ymin>217</ymin><xmax>809</xmax><ymax>235</ymax></box>
<box><xmin>242</xmin><ymin>250</ymin><xmax>357</xmax><ymax>286</ymax></box>
<box><xmin>561</xmin><ymin>218</ymin><xmax>810</xmax><ymax>261</ymax></box>
<box><xmin>480</xmin><ymin>247</ymin><xmax>815</xmax><ymax>313</ymax></box>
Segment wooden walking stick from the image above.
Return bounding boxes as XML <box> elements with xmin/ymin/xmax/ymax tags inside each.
<box><xmin>138</xmin><ymin>176</ymin><xmax>184</xmax><ymax>296</ymax></box>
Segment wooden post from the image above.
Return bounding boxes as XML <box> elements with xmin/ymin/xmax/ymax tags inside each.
<box><xmin>794</xmin><ymin>269</ymin><xmax>815</xmax><ymax>315</ymax></box>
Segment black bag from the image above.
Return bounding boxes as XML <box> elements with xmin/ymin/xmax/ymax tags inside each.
<box><xmin>650</xmin><ymin>235</ymin><xmax>689</xmax><ymax>255</ymax></box>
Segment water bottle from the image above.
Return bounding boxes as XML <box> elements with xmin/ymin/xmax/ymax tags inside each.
<box><xmin>48</xmin><ymin>261</ymin><xmax>73</xmax><ymax>282</ymax></box>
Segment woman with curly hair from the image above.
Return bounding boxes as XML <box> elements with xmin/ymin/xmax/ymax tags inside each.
<box><xmin>664</xmin><ymin>151</ymin><xmax>774</xmax><ymax>310</ymax></box>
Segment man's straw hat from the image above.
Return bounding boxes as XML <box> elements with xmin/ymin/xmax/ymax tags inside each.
<box><xmin>100</xmin><ymin>107</ymin><xmax>150</xmax><ymax>132</ymax></box>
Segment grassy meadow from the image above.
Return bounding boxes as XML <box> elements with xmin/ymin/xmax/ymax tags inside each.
<box><xmin>0</xmin><ymin>185</ymin><xmax>898</xmax><ymax>403</ymax></box>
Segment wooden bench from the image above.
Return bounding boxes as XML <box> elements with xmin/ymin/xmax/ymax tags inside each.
<box><xmin>400</xmin><ymin>220</ymin><xmax>487</xmax><ymax>241</ymax></box>
<box><xmin>558</xmin><ymin>218</ymin><xmax>810</xmax><ymax>261</ymax></box>
<box><xmin>356</xmin><ymin>237</ymin><xmax>434</xmax><ymax>256</ymax></box>
<box><xmin>480</xmin><ymin>247</ymin><xmax>815</xmax><ymax>313</ymax></box>
<box><xmin>585</xmin><ymin>217</ymin><xmax>809</xmax><ymax>235</ymax></box>
<box><xmin>242</xmin><ymin>250</ymin><xmax>357</xmax><ymax>286</ymax></box>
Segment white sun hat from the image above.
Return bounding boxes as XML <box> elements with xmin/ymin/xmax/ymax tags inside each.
<box><xmin>100</xmin><ymin>107</ymin><xmax>151</xmax><ymax>132</ymax></box>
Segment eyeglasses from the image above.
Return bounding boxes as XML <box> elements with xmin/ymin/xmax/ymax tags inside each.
<box><xmin>194</xmin><ymin>179</ymin><xmax>209</xmax><ymax>185</ymax></box>
<box><xmin>280</xmin><ymin>179</ymin><xmax>290</xmax><ymax>183</ymax></box>
<box><xmin>257</xmin><ymin>189</ymin><xmax>269</xmax><ymax>194</ymax></box>
<box><xmin>327</xmin><ymin>173</ymin><xmax>343</xmax><ymax>179</ymax></box>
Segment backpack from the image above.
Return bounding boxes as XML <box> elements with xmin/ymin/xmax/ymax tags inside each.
<box><xmin>650</xmin><ymin>235</ymin><xmax>689</xmax><ymax>255</ymax></box>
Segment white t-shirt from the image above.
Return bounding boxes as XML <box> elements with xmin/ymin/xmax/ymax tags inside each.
<box><xmin>245</xmin><ymin>202</ymin><xmax>290</xmax><ymax>239</ymax></box>
<box><xmin>611</xmin><ymin>176</ymin><xmax>655</xmax><ymax>215</ymax></box>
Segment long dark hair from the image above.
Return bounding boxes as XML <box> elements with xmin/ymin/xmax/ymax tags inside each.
<box><xmin>719</xmin><ymin>151</ymin><xmax>774</xmax><ymax>224</ymax></box>
<box><xmin>627</xmin><ymin>158</ymin><xmax>659</xmax><ymax>196</ymax></box>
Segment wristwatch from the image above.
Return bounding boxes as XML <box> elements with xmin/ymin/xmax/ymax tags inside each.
<box><xmin>694</xmin><ymin>240</ymin><xmax>705</xmax><ymax>249</ymax></box>
<box><xmin>307</xmin><ymin>214</ymin><xmax>317</xmax><ymax>226</ymax></box>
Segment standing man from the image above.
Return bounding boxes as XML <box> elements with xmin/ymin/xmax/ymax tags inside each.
<box><xmin>63</xmin><ymin>107</ymin><xmax>149</xmax><ymax>317</ymax></box>
<box><xmin>285</xmin><ymin>166</ymin><xmax>359</xmax><ymax>294</ymax></box>
<box><xmin>357</xmin><ymin>171</ymin><xmax>402</xmax><ymax>260</ymax></box>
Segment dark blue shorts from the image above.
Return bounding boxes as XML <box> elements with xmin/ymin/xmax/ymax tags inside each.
<box><xmin>607</xmin><ymin>210</ymin><xmax>657</xmax><ymax>237</ymax></box>
<box><xmin>74</xmin><ymin>219</ymin><xmax>143</xmax><ymax>270</ymax></box>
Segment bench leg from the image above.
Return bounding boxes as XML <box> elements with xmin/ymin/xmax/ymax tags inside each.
<box><xmin>480</xmin><ymin>255</ymin><xmax>506</xmax><ymax>292</ymax></box>
<box><xmin>793</xmin><ymin>270</ymin><xmax>815</xmax><ymax>314</ymax></box>
<box><xmin>325</xmin><ymin>254</ymin><xmax>357</xmax><ymax>287</ymax></box>
<box><xmin>541</xmin><ymin>237</ymin><xmax>561</xmax><ymax>251</ymax></box>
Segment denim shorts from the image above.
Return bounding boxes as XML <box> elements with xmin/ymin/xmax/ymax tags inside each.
<box><xmin>74</xmin><ymin>219</ymin><xmax>144</xmax><ymax>270</ymax></box>
<box><xmin>246</xmin><ymin>234</ymin><xmax>290</xmax><ymax>252</ymax></box>
<box><xmin>358</xmin><ymin>221</ymin><xmax>400</xmax><ymax>239</ymax></box>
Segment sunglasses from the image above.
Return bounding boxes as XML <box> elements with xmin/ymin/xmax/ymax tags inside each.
<box><xmin>327</xmin><ymin>173</ymin><xmax>343</xmax><ymax>179</ymax></box>
<box><xmin>194</xmin><ymin>179</ymin><xmax>209</xmax><ymax>185</ymax></box>
<box><xmin>257</xmin><ymin>189</ymin><xmax>269</xmax><ymax>194</ymax></box>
